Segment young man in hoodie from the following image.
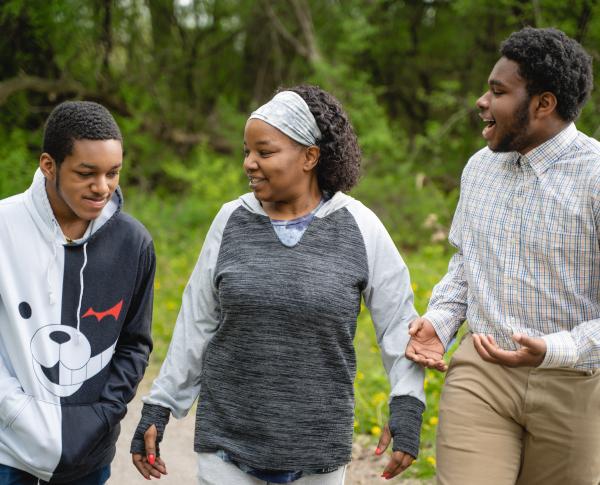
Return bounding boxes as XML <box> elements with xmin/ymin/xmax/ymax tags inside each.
<box><xmin>0</xmin><ymin>101</ymin><xmax>155</xmax><ymax>484</ymax></box>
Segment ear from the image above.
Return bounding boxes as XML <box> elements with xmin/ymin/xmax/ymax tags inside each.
<box><xmin>303</xmin><ymin>145</ymin><xmax>320</xmax><ymax>172</ymax></box>
<box><xmin>40</xmin><ymin>153</ymin><xmax>57</xmax><ymax>181</ymax></box>
<box><xmin>533</xmin><ymin>92</ymin><xmax>558</xmax><ymax>119</ymax></box>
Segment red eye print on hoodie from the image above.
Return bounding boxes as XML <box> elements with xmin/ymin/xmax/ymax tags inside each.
<box><xmin>82</xmin><ymin>299</ymin><xmax>123</xmax><ymax>322</ymax></box>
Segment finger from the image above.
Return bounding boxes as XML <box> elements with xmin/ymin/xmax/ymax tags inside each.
<box><xmin>408</xmin><ymin>319</ymin><xmax>423</xmax><ymax>336</ymax></box>
<box><xmin>472</xmin><ymin>334</ymin><xmax>497</xmax><ymax>363</ymax></box>
<box><xmin>480</xmin><ymin>335</ymin><xmax>518</xmax><ymax>365</ymax></box>
<box><xmin>413</xmin><ymin>347</ymin><xmax>445</xmax><ymax>360</ymax></box>
<box><xmin>513</xmin><ymin>333</ymin><xmax>546</xmax><ymax>354</ymax></box>
<box><xmin>382</xmin><ymin>451</ymin><xmax>406</xmax><ymax>479</ymax></box>
<box><xmin>144</xmin><ymin>425</ymin><xmax>158</xmax><ymax>465</ymax></box>
<box><xmin>400</xmin><ymin>452</ymin><xmax>415</xmax><ymax>470</ymax></box>
<box><xmin>405</xmin><ymin>342</ymin><xmax>418</xmax><ymax>361</ymax></box>
<box><xmin>151</xmin><ymin>456</ymin><xmax>168</xmax><ymax>475</ymax></box>
<box><xmin>132</xmin><ymin>453</ymin><xmax>151</xmax><ymax>480</ymax></box>
<box><xmin>376</xmin><ymin>425</ymin><xmax>392</xmax><ymax>455</ymax></box>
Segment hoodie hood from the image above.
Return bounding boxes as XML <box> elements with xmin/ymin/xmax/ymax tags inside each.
<box><xmin>238</xmin><ymin>191</ymin><xmax>355</xmax><ymax>218</ymax></box>
<box><xmin>24</xmin><ymin>168</ymin><xmax>121</xmax><ymax>247</ymax></box>
<box><xmin>22</xmin><ymin>168</ymin><xmax>122</xmax><ymax>309</ymax></box>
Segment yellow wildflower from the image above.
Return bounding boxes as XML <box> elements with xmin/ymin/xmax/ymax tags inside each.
<box><xmin>371</xmin><ymin>425</ymin><xmax>382</xmax><ymax>436</ymax></box>
<box><xmin>371</xmin><ymin>392</ymin><xmax>387</xmax><ymax>406</ymax></box>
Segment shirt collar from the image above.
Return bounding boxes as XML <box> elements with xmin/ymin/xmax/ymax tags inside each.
<box><xmin>521</xmin><ymin>123</ymin><xmax>577</xmax><ymax>177</ymax></box>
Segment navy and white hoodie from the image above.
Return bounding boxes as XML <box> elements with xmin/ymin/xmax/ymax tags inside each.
<box><xmin>0</xmin><ymin>170</ymin><xmax>155</xmax><ymax>482</ymax></box>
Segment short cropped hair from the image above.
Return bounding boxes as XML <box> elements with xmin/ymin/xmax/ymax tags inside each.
<box><xmin>500</xmin><ymin>27</ymin><xmax>593</xmax><ymax>122</ymax></box>
<box><xmin>42</xmin><ymin>101</ymin><xmax>122</xmax><ymax>165</ymax></box>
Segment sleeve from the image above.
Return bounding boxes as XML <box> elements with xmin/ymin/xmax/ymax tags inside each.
<box><xmin>95</xmin><ymin>239</ymin><xmax>156</xmax><ymax>429</ymax></box>
<box><xmin>130</xmin><ymin>203</ymin><xmax>235</xmax><ymax>454</ymax></box>
<box><xmin>539</xmin><ymin>326</ymin><xmax>600</xmax><ymax>368</ymax></box>
<box><xmin>347</xmin><ymin>201</ymin><xmax>424</xmax><ymax>458</ymax></box>
<box><xmin>539</xmin><ymin>177</ymin><xmax>600</xmax><ymax>369</ymax></box>
<box><xmin>422</xmin><ymin>174</ymin><xmax>469</xmax><ymax>350</ymax></box>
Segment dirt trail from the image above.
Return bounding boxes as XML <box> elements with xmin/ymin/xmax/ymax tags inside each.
<box><xmin>111</xmin><ymin>377</ymin><xmax>433</xmax><ymax>485</ymax></box>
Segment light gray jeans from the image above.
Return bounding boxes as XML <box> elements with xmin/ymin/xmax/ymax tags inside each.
<box><xmin>196</xmin><ymin>452</ymin><xmax>347</xmax><ymax>485</ymax></box>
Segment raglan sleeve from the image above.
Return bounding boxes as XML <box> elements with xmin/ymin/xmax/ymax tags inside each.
<box><xmin>130</xmin><ymin>203</ymin><xmax>234</xmax><ymax>455</ymax></box>
<box><xmin>348</xmin><ymin>201</ymin><xmax>425</xmax><ymax>459</ymax></box>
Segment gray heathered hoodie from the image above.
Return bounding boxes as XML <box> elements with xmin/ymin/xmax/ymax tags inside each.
<box><xmin>134</xmin><ymin>192</ymin><xmax>425</xmax><ymax>470</ymax></box>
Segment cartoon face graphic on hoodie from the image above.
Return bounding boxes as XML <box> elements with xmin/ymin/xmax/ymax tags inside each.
<box><xmin>0</xmin><ymin>170</ymin><xmax>155</xmax><ymax>482</ymax></box>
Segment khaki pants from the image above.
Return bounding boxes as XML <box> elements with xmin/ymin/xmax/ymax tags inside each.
<box><xmin>436</xmin><ymin>334</ymin><xmax>600</xmax><ymax>485</ymax></box>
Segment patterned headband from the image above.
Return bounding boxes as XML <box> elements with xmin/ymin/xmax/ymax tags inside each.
<box><xmin>249</xmin><ymin>91</ymin><xmax>322</xmax><ymax>146</ymax></box>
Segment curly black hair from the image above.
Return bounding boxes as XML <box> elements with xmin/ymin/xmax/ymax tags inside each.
<box><xmin>500</xmin><ymin>27</ymin><xmax>593</xmax><ymax>122</ymax></box>
<box><xmin>282</xmin><ymin>85</ymin><xmax>361</xmax><ymax>193</ymax></box>
<box><xmin>42</xmin><ymin>101</ymin><xmax>122</xmax><ymax>166</ymax></box>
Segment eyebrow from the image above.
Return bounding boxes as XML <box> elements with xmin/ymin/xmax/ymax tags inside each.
<box><xmin>488</xmin><ymin>79</ymin><xmax>506</xmax><ymax>87</ymax></box>
<box><xmin>243</xmin><ymin>140</ymin><xmax>274</xmax><ymax>146</ymax></box>
<box><xmin>77</xmin><ymin>162</ymin><xmax>122</xmax><ymax>170</ymax></box>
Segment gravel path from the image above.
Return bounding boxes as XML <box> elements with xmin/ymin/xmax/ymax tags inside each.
<box><xmin>111</xmin><ymin>377</ymin><xmax>434</xmax><ymax>485</ymax></box>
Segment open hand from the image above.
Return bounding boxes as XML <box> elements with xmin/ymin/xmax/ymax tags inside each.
<box><xmin>375</xmin><ymin>424</ymin><xmax>415</xmax><ymax>480</ymax></box>
<box><xmin>131</xmin><ymin>424</ymin><xmax>168</xmax><ymax>480</ymax></box>
<box><xmin>472</xmin><ymin>333</ymin><xmax>546</xmax><ymax>367</ymax></box>
<box><xmin>406</xmin><ymin>318</ymin><xmax>448</xmax><ymax>371</ymax></box>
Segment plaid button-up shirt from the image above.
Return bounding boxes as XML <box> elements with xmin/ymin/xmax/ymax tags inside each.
<box><xmin>424</xmin><ymin>124</ymin><xmax>600</xmax><ymax>369</ymax></box>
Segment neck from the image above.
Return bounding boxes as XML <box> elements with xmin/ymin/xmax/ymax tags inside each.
<box><xmin>520</xmin><ymin>118</ymin><xmax>570</xmax><ymax>155</ymax></box>
<box><xmin>262</xmin><ymin>185</ymin><xmax>322</xmax><ymax>220</ymax></box>
<box><xmin>45</xmin><ymin>181</ymin><xmax>90</xmax><ymax>240</ymax></box>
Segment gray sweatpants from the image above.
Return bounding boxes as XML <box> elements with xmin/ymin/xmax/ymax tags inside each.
<box><xmin>196</xmin><ymin>452</ymin><xmax>347</xmax><ymax>485</ymax></box>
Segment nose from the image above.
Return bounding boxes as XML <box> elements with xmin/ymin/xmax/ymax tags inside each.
<box><xmin>243</xmin><ymin>153</ymin><xmax>258</xmax><ymax>172</ymax></box>
<box><xmin>49</xmin><ymin>330</ymin><xmax>71</xmax><ymax>345</ymax></box>
<box><xmin>476</xmin><ymin>90</ymin><xmax>490</xmax><ymax>110</ymax></box>
<box><xmin>92</xmin><ymin>176</ymin><xmax>110</xmax><ymax>194</ymax></box>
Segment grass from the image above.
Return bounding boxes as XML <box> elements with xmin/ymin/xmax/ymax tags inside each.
<box><xmin>353</xmin><ymin>247</ymin><xmax>456</xmax><ymax>479</ymax></box>
<box><xmin>128</xmin><ymin>192</ymin><xmax>455</xmax><ymax>480</ymax></box>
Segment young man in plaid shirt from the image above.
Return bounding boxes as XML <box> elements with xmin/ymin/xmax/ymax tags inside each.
<box><xmin>407</xmin><ymin>27</ymin><xmax>600</xmax><ymax>484</ymax></box>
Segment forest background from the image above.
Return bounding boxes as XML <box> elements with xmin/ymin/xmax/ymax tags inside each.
<box><xmin>1</xmin><ymin>0</ymin><xmax>600</xmax><ymax>479</ymax></box>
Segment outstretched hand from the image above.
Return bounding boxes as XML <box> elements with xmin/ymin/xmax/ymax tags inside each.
<box><xmin>472</xmin><ymin>333</ymin><xmax>546</xmax><ymax>367</ymax></box>
<box><xmin>131</xmin><ymin>424</ymin><xmax>168</xmax><ymax>480</ymax></box>
<box><xmin>406</xmin><ymin>318</ymin><xmax>448</xmax><ymax>371</ymax></box>
<box><xmin>375</xmin><ymin>424</ymin><xmax>415</xmax><ymax>480</ymax></box>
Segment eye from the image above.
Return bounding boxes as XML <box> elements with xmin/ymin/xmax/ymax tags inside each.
<box><xmin>243</xmin><ymin>148</ymin><xmax>250</xmax><ymax>157</ymax></box>
<box><xmin>107</xmin><ymin>171</ymin><xmax>120</xmax><ymax>178</ymax></box>
<box><xmin>76</xmin><ymin>172</ymin><xmax>94</xmax><ymax>178</ymax></box>
<box><xmin>259</xmin><ymin>151</ymin><xmax>273</xmax><ymax>157</ymax></box>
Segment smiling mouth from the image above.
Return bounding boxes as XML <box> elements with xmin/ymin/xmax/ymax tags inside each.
<box><xmin>248</xmin><ymin>176</ymin><xmax>266</xmax><ymax>187</ymax></box>
<box><xmin>83</xmin><ymin>197</ymin><xmax>107</xmax><ymax>207</ymax></box>
<box><xmin>481</xmin><ymin>117</ymin><xmax>496</xmax><ymax>138</ymax></box>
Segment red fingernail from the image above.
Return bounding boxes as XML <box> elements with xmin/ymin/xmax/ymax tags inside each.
<box><xmin>375</xmin><ymin>447</ymin><xmax>381</xmax><ymax>454</ymax></box>
<box><xmin>148</xmin><ymin>453</ymin><xmax>155</xmax><ymax>465</ymax></box>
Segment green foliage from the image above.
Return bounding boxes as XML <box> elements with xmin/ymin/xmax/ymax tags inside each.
<box><xmin>353</xmin><ymin>248</ymin><xmax>453</xmax><ymax>479</ymax></box>
<box><xmin>3</xmin><ymin>2</ymin><xmax>600</xmax><ymax>478</ymax></box>
<box><xmin>0</xmin><ymin>128</ymin><xmax>37</xmax><ymax>197</ymax></box>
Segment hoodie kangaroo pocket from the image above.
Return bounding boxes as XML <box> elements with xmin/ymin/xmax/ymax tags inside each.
<box><xmin>0</xmin><ymin>392</ymin><xmax>31</xmax><ymax>429</ymax></box>
<box><xmin>58</xmin><ymin>403</ymin><xmax>109</xmax><ymax>468</ymax></box>
<box><xmin>1</xmin><ymin>397</ymin><xmax>62</xmax><ymax>475</ymax></box>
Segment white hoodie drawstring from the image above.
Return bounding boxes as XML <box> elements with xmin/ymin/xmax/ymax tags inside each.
<box><xmin>75</xmin><ymin>242</ymin><xmax>88</xmax><ymax>343</ymax></box>
<box><xmin>46</xmin><ymin>223</ymin><xmax>60</xmax><ymax>305</ymax></box>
